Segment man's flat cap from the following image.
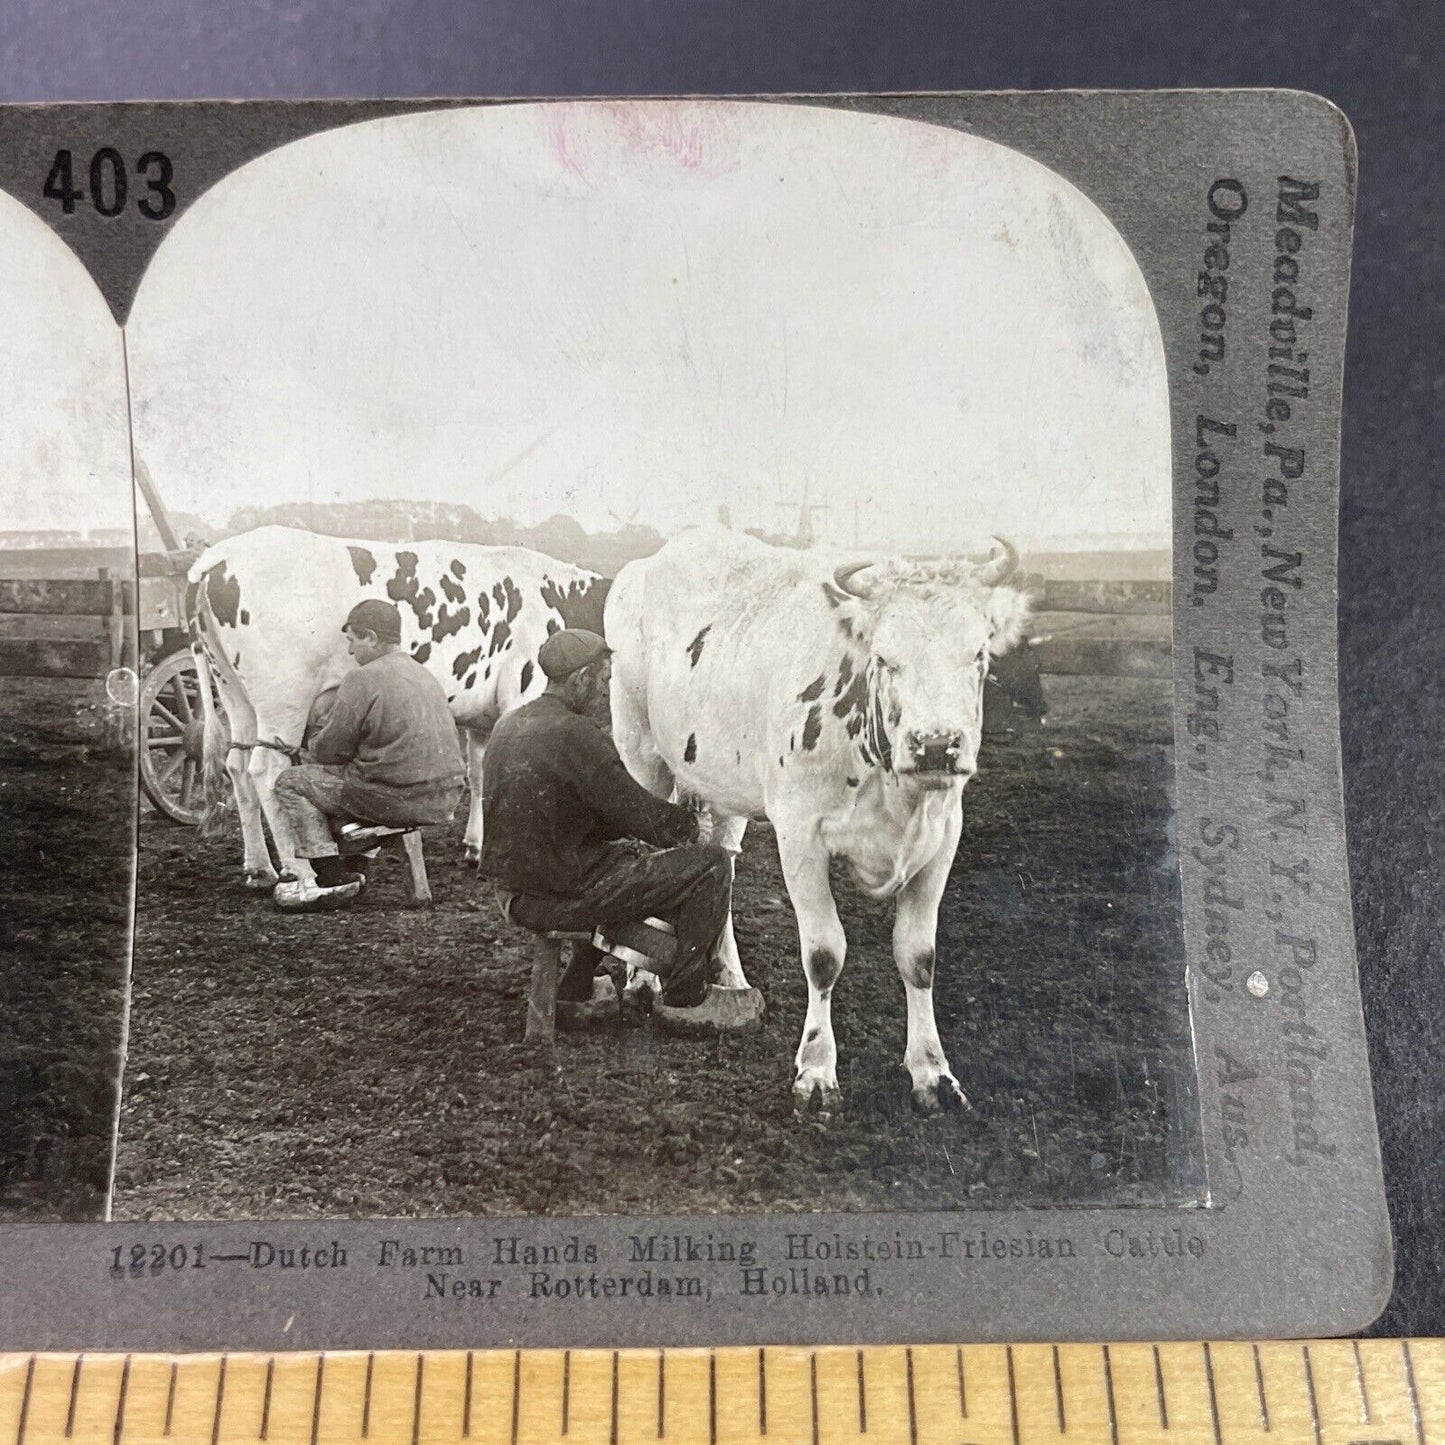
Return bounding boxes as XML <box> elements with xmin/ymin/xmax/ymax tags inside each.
<box><xmin>342</xmin><ymin>599</ymin><xmax>403</xmax><ymax>643</ymax></box>
<box><xmin>538</xmin><ymin>628</ymin><xmax>611</xmax><ymax>680</ymax></box>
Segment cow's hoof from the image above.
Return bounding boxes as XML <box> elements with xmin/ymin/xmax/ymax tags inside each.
<box><xmin>793</xmin><ymin>1073</ymin><xmax>842</xmax><ymax>1115</ymax></box>
<box><xmin>655</xmin><ymin>985</ymin><xmax>764</xmax><ymax>1038</ymax></box>
<box><xmin>243</xmin><ymin>868</ymin><xmax>280</xmax><ymax>891</ymax></box>
<box><xmin>462</xmin><ymin>844</ymin><xmax>481</xmax><ymax>866</ymax></box>
<box><xmin>911</xmin><ymin>1075</ymin><xmax>972</xmax><ymax>1115</ymax></box>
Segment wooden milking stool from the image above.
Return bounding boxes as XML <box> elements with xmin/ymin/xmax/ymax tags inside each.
<box><xmin>337</xmin><ymin>823</ymin><xmax>432</xmax><ymax>905</ymax></box>
<box><xmin>525</xmin><ymin>931</ymin><xmax>594</xmax><ymax>1042</ymax></box>
<box><xmin>523</xmin><ymin>918</ymin><xmax>675</xmax><ymax>1042</ymax></box>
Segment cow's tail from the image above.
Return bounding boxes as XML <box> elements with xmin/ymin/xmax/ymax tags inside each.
<box><xmin>186</xmin><ymin>572</ymin><xmax>238</xmax><ymax>836</ymax></box>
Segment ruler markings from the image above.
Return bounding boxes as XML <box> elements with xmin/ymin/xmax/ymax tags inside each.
<box><xmin>1306</xmin><ymin>1346</ymin><xmax>1323</xmax><ymax>1445</ymax></box>
<box><xmin>260</xmin><ymin>1358</ymin><xmax>274</xmax><ymax>1442</ymax></box>
<box><xmin>1253</xmin><ymin>1344</ymin><xmax>1271</xmax><ymax>1432</ymax></box>
<box><xmin>110</xmin><ymin>1356</ymin><xmax>130</xmax><ymax>1445</ymax></box>
<box><xmin>1403</xmin><ymin>1340</ymin><xmax>1428</xmax><ymax>1445</ymax></box>
<box><xmin>809</xmin><ymin>1354</ymin><xmax>819</xmax><ymax>1445</ymax></box>
<box><xmin>362</xmin><ymin>1351</ymin><xmax>375</xmax><ymax>1438</ymax></box>
<box><xmin>514</xmin><ymin>1351</ymin><xmax>531</xmax><ymax>1445</ymax></box>
<box><xmin>1203</xmin><ymin>1344</ymin><xmax>1223</xmax><ymax>1445</ymax></box>
<box><xmin>1053</xmin><ymin>1344</ymin><xmax>1067</xmax><ymax>1434</ymax></box>
<box><xmin>610</xmin><ymin>1352</ymin><xmax>619</xmax><ymax>1445</ymax></box>
<box><xmin>1103</xmin><ymin>1345</ymin><xmax>1119</xmax><ymax>1445</ymax></box>
<box><xmin>309</xmin><ymin>1354</ymin><xmax>325</xmax><ymax>1445</ymax></box>
<box><xmin>1153</xmin><ymin>1344</ymin><xmax>1170</xmax><ymax>1430</ymax></box>
<box><xmin>560</xmin><ymin>1350</ymin><xmax>570</xmax><ymax>1437</ymax></box>
<box><xmin>906</xmin><ymin>1347</ymin><xmax>918</xmax><ymax>1445</ymax></box>
<box><xmin>7</xmin><ymin>1341</ymin><xmax>1445</xmax><ymax>1444</ymax></box>
<box><xmin>1006</xmin><ymin>1347</ymin><xmax>1021</xmax><ymax>1445</ymax></box>
<box><xmin>15</xmin><ymin>1356</ymin><xmax>34</xmax><ymax>1445</ymax></box>
<box><xmin>209</xmin><ymin>1355</ymin><xmax>226</xmax><ymax>1445</ymax></box>
<box><xmin>463</xmin><ymin>1352</ymin><xmax>473</xmax><ymax>1439</ymax></box>
<box><xmin>63</xmin><ymin>1356</ymin><xmax>81</xmax><ymax>1440</ymax></box>
<box><xmin>758</xmin><ymin>1349</ymin><xmax>767</xmax><ymax>1437</ymax></box>
<box><xmin>1302</xmin><ymin>1346</ymin><xmax>1323</xmax><ymax>1445</ymax></box>
<box><xmin>1353</xmin><ymin>1340</ymin><xmax>1371</xmax><ymax>1424</ymax></box>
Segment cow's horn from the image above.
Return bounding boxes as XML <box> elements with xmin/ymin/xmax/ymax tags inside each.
<box><xmin>974</xmin><ymin>537</ymin><xmax>1020</xmax><ymax>586</ymax></box>
<box><xmin>832</xmin><ymin>559</ymin><xmax>878</xmax><ymax>599</ymax></box>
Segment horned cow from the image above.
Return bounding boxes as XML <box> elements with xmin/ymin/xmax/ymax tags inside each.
<box><xmin>606</xmin><ymin>527</ymin><xmax>1029</xmax><ymax>1111</ymax></box>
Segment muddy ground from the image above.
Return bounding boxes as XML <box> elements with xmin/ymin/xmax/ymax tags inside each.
<box><xmin>114</xmin><ymin>676</ymin><xmax>1203</xmax><ymax>1221</ymax></box>
<box><xmin>0</xmin><ymin>676</ymin><xmax>134</xmax><ymax>1221</ymax></box>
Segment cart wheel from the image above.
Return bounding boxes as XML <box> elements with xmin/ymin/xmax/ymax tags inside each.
<box><xmin>139</xmin><ymin>651</ymin><xmax>224</xmax><ymax>825</ymax></box>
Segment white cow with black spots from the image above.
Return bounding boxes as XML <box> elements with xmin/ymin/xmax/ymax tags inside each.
<box><xmin>607</xmin><ymin>527</ymin><xmax>1029</xmax><ymax>1112</ymax></box>
<box><xmin>187</xmin><ymin>524</ymin><xmax>610</xmax><ymax>887</ymax></box>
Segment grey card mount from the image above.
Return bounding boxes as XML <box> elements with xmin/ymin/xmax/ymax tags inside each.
<box><xmin>0</xmin><ymin>91</ymin><xmax>1388</xmax><ymax>1347</ymax></box>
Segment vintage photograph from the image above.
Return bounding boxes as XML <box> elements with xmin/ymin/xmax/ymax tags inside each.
<box><xmin>14</xmin><ymin>99</ymin><xmax>1196</xmax><ymax>1222</ymax></box>
<box><xmin>0</xmin><ymin>197</ymin><xmax>135</xmax><ymax>1222</ymax></box>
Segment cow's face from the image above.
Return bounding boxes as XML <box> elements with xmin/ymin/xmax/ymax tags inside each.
<box><xmin>827</xmin><ymin>544</ymin><xmax>1030</xmax><ymax>787</ymax></box>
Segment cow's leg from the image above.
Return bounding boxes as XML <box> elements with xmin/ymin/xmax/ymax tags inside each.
<box><xmin>775</xmin><ymin>823</ymin><xmax>846</xmax><ymax>1109</ymax></box>
<box><xmin>609</xmin><ymin>667</ymin><xmax>726</xmax><ymax>1003</ymax></box>
<box><xmin>249</xmin><ymin>746</ymin><xmax>312</xmax><ymax>883</ymax></box>
<box><xmin>211</xmin><ymin>678</ymin><xmax>277</xmax><ymax>888</ymax></box>
<box><xmin>227</xmin><ymin>748</ymin><xmax>277</xmax><ymax>888</ymax></box>
<box><xmin>892</xmin><ymin>807</ymin><xmax>968</xmax><ymax>1113</ymax></box>
<box><xmin>710</xmin><ymin>814</ymin><xmax>752</xmax><ymax>990</ymax></box>
<box><xmin>461</xmin><ymin>727</ymin><xmax>488</xmax><ymax>863</ymax></box>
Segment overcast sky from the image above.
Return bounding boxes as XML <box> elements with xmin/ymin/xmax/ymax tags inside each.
<box><xmin>5</xmin><ymin>101</ymin><xmax>1170</xmax><ymax>553</ymax></box>
<box><xmin>0</xmin><ymin>196</ymin><xmax>131</xmax><ymax>535</ymax></box>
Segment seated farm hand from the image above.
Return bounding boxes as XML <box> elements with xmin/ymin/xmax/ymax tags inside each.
<box><xmin>479</xmin><ymin>628</ymin><xmax>747</xmax><ymax>1036</ymax></box>
<box><xmin>271</xmin><ymin>599</ymin><xmax>464</xmax><ymax>913</ymax></box>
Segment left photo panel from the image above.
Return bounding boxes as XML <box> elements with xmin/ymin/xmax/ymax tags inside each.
<box><xmin>0</xmin><ymin>196</ymin><xmax>135</xmax><ymax>1220</ymax></box>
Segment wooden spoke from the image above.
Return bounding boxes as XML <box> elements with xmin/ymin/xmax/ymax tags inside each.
<box><xmin>140</xmin><ymin>649</ymin><xmax>223</xmax><ymax>826</ymax></box>
<box><xmin>171</xmin><ymin>676</ymin><xmax>195</xmax><ymax>720</ymax></box>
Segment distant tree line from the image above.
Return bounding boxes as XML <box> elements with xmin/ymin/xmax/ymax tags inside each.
<box><xmin>143</xmin><ymin>498</ymin><xmax>668</xmax><ymax>578</ymax></box>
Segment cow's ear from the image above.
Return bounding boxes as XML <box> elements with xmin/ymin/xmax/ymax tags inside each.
<box><xmin>984</xmin><ymin>586</ymin><xmax>1031</xmax><ymax>654</ymax></box>
<box><xmin>821</xmin><ymin>582</ymin><xmax>875</xmax><ymax>645</ymax></box>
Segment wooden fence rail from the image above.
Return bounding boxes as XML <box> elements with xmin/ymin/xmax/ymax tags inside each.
<box><xmin>0</xmin><ymin>579</ymin><xmax>120</xmax><ymax>615</ymax></box>
<box><xmin>1038</xmin><ymin>578</ymin><xmax>1170</xmax><ymax>616</ymax></box>
<box><xmin>1027</xmin><ymin>576</ymin><xmax>1172</xmax><ymax>680</ymax></box>
<box><xmin>0</xmin><ymin>573</ymin><xmax>132</xmax><ymax>680</ymax></box>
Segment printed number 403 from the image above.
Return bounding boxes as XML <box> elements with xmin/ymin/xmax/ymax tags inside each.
<box><xmin>43</xmin><ymin>148</ymin><xmax>175</xmax><ymax>220</ymax></box>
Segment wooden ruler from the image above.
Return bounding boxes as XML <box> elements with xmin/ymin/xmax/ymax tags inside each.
<box><xmin>0</xmin><ymin>1342</ymin><xmax>1439</xmax><ymax>1445</ymax></box>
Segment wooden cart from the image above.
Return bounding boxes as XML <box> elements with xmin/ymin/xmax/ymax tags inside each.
<box><xmin>134</xmin><ymin>553</ymin><xmax>213</xmax><ymax>824</ymax></box>
<box><xmin>0</xmin><ymin>552</ymin><xmax>212</xmax><ymax>823</ymax></box>
<box><xmin>131</xmin><ymin>461</ymin><xmax>221</xmax><ymax>826</ymax></box>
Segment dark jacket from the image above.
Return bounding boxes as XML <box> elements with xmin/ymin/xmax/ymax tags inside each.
<box><xmin>479</xmin><ymin>693</ymin><xmax>696</xmax><ymax>896</ymax></box>
<box><xmin>309</xmin><ymin>650</ymin><xmax>464</xmax><ymax>825</ymax></box>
